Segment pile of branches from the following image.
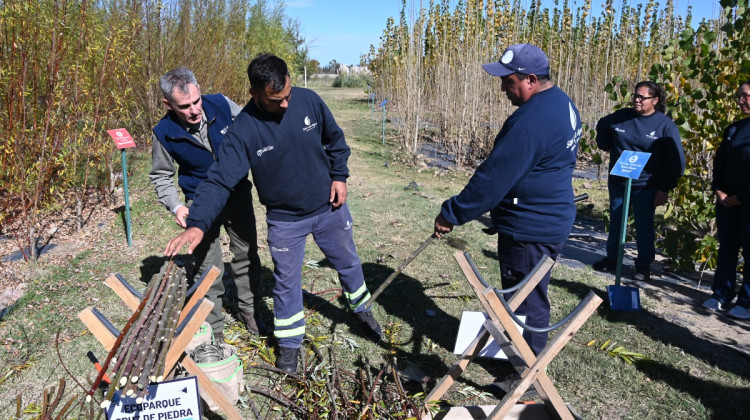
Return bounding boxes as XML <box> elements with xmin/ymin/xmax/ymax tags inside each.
<box><xmin>242</xmin><ymin>339</ymin><xmax>432</xmax><ymax>419</ymax></box>
<box><xmin>12</xmin><ymin>378</ymin><xmax>105</xmax><ymax>420</ymax></box>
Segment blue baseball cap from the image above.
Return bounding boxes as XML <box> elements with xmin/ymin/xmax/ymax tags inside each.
<box><xmin>482</xmin><ymin>44</ymin><xmax>550</xmax><ymax>77</ymax></box>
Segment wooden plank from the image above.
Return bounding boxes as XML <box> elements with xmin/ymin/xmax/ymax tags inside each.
<box><xmin>163</xmin><ymin>299</ymin><xmax>214</xmax><ymax>374</ymax></box>
<box><xmin>180</xmin><ymin>355</ymin><xmax>244</xmax><ymax>420</ymax></box>
<box><xmin>452</xmin><ymin>252</ymin><xmax>573</xmax><ymax>420</ymax></box>
<box><xmin>487</xmin><ymin>292</ymin><xmax>602</xmax><ymax>420</ymax></box>
<box><xmin>179</xmin><ymin>266</ymin><xmax>220</xmax><ymax>324</ymax></box>
<box><xmin>424</xmin><ymin>328</ymin><xmax>492</xmax><ymax>403</ymax></box>
<box><xmin>453</xmin><ymin>251</ymin><xmax>552</xmax><ymax>312</ymax></box>
<box><xmin>425</xmin><ymin>403</ymin><xmax>583</xmax><ymax>420</ymax></box>
<box><xmin>104</xmin><ymin>274</ymin><xmax>141</xmax><ymax>311</ymax></box>
<box><xmin>78</xmin><ymin>307</ymin><xmax>116</xmax><ymax>349</ymax></box>
<box><xmin>483</xmin><ymin>288</ymin><xmax>574</xmax><ymax>420</ymax></box>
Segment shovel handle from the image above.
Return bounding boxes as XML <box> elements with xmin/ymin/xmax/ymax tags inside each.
<box><xmin>365</xmin><ymin>233</ymin><xmax>437</xmax><ymax>309</ymax></box>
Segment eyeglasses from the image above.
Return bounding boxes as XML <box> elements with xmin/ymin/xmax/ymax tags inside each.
<box><xmin>632</xmin><ymin>94</ymin><xmax>656</xmax><ymax>101</ymax></box>
<box><xmin>736</xmin><ymin>92</ymin><xmax>750</xmax><ymax>102</ymax></box>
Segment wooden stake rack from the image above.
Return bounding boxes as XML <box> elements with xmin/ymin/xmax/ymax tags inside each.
<box><xmin>423</xmin><ymin>251</ymin><xmax>602</xmax><ymax>420</ymax></box>
<box><xmin>78</xmin><ymin>266</ymin><xmax>244</xmax><ymax>420</ymax></box>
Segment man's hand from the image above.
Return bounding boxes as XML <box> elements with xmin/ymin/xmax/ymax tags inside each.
<box><xmin>654</xmin><ymin>190</ymin><xmax>669</xmax><ymax>207</ymax></box>
<box><xmin>330</xmin><ymin>180</ymin><xmax>348</xmax><ymax>208</ymax></box>
<box><xmin>164</xmin><ymin>227</ymin><xmax>204</xmax><ymax>257</ymax></box>
<box><xmin>434</xmin><ymin>213</ymin><xmax>454</xmax><ymax>238</ymax></box>
<box><xmin>174</xmin><ymin>206</ymin><xmax>189</xmax><ymax>228</ymax></box>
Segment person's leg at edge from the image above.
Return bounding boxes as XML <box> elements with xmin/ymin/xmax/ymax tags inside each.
<box><xmin>187</xmin><ymin>200</ymin><xmax>226</xmax><ymax>338</ymax></box>
<box><xmin>312</xmin><ymin>204</ymin><xmax>370</xmax><ymax>312</ymax></box>
<box><xmin>735</xmin><ymin>204</ymin><xmax>750</xmax><ymax>309</ymax></box>
<box><xmin>224</xmin><ymin>185</ymin><xmax>263</xmax><ymax>329</ymax></box>
<box><xmin>712</xmin><ymin>203</ymin><xmax>741</xmax><ymax>306</ymax></box>
<box><xmin>313</xmin><ymin>204</ymin><xmax>381</xmax><ymax>341</ymax></box>
<box><xmin>267</xmin><ymin>218</ymin><xmax>311</xmax><ymax>350</ymax></box>
<box><xmin>497</xmin><ymin>234</ymin><xmax>564</xmax><ymax>356</ymax></box>
<box><xmin>631</xmin><ymin>187</ymin><xmax>657</xmax><ymax>270</ymax></box>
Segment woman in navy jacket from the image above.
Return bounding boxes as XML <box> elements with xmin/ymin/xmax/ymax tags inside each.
<box><xmin>593</xmin><ymin>81</ymin><xmax>685</xmax><ymax>281</ymax></box>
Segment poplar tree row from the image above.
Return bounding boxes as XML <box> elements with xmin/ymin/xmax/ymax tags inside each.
<box><xmin>367</xmin><ymin>0</ymin><xmax>717</xmax><ymax>160</ymax></box>
<box><xmin>367</xmin><ymin>0</ymin><xmax>749</xmax><ymax>270</ymax></box>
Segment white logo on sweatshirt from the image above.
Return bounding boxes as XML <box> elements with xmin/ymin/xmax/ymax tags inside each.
<box><xmin>303</xmin><ymin>115</ymin><xmax>318</xmax><ymax>132</ymax></box>
<box><xmin>257</xmin><ymin>145</ymin><xmax>274</xmax><ymax>157</ymax></box>
<box><xmin>566</xmin><ymin>102</ymin><xmax>582</xmax><ymax>151</ymax></box>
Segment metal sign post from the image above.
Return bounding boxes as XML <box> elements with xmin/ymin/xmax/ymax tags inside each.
<box><xmin>607</xmin><ymin>150</ymin><xmax>651</xmax><ymax>311</ymax></box>
<box><xmin>106</xmin><ymin>129</ymin><xmax>136</xmax><ymax>246</ymax></box>
<box><xmin>379</xmin><ymin>99</ymin><xmax>388</xmax><ymax>145</ymax></box>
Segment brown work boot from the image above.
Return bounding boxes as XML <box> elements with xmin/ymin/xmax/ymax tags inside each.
<box><xmin>237</xmin><ymin>310</ymin><xmax>260</xmax><ymax>335</ymax></box>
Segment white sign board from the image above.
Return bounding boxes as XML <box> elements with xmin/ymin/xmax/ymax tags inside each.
<box><xmin>454</xmin><ymin>311</ymin><xmax>526</xmax><ymax>359</ymax></box>
<box><xmin>105</xmin><ymin>376</ymin><xmax>202</xmax><ymax>420</ymax></box>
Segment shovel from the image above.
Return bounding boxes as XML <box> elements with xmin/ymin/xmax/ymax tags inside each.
<box><xmin>607</xmin><ymin>177</ymin><xmax>641</xmax><ymax>311</ymax></box>
<box><xmin>365</xmin><ymin>233</ymin><xmax>437</xmax><ymax>310</ymax></box>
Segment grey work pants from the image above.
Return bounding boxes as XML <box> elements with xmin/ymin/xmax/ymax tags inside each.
<box><xmin>188</xmin><ymin>182</ymin><xmax>262</xmax><ymax>334</ymax></box>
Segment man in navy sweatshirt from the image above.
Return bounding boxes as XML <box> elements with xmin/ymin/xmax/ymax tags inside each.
<box><xmin>150</xmin><ymin>68</ymin><xmax>262</xmax><ymax>343</ymax></box>
<box><xmin>164</xmin><ymin>54</ymin><xmax>382</xmax><ymax>373</ymax></box>
<box><xmin>434</xmin><ymin>44</ymin><xmax>582</xmax><ymax>396</ymax></box>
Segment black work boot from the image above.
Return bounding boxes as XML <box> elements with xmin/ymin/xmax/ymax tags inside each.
<box><xmin>633</xmin><ymin>265</ymin><xmax>651</xmax><ymax>281</ymax></box>
<box><xmin>355</xmin><ymin>310</ymin><xmax>383</xmax><ymax>342</ymax></box>
<box><xmin>592</xmin><ymin>257</ymin><xmax>616</xmax><ymax>272</ymax></box>
<box><xmin>276</xmin><ymin>346</ymin><xmax>299</xmax><ymax>373</ymax></box>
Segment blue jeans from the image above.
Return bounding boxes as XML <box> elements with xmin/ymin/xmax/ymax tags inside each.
<box><xmin>712</xmin><ymin>203</ymin><xmax>750</xmax><ymax>308</ymax></box>
<box><xmin>606</xmin><ymin>180</ymin><xmax>657</xmax><ymax>268</ymax></box>
<box><xmin>267</xmin><ymin>204</ymin><xmax>371</xmax><ymax>348</ymax></box>
<box><xmin>497</xmin><ymin>234</ymin><xmax>565</xmax><ymax>356</ymax></box>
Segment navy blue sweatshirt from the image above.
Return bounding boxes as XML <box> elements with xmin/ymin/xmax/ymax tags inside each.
<box><xmin>596</xmin><ymin>108</ymin><xmax>685</xmax><ymax>190</ymax></box>
<box><xmin>440</xmin><ymin>86</ymin><xmax>582</xmax><ymax>244</ymax></box>
<box><xmin>186</xmin><ymin>87</ymin><xmax>350</xmax><ymax>232</ymax></box>
<box><xmin>712</xmin><ymin>117</ymin><xmax>750</xmax><ymax>203</ymax></box>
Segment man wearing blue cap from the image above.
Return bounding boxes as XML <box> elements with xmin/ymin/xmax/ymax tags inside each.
<box><xmin>434</xmin><ymin>43</ymin><xmax>582</xmax><ymax>396</ymax></box>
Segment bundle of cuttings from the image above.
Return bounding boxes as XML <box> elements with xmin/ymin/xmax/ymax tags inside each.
<box><xmin>92</xmin><ymin>262</ymin><xmax>188</xmax><ymax>408</ymax></box>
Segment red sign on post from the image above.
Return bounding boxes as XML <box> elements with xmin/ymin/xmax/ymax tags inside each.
<box><xmin>107</xmin><ymin>128</ymin><xmax>136</xmax><ymax>149</ymax></box>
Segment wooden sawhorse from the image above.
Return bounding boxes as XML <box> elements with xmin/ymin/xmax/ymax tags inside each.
<box><xmin>78</xmin><ymin>266</ymin><xmax>244</xmax><ymax>420</ymax></box>
<box><xmin>424</xmin><ymin>251</ymin><xmax>602</xmax><ymax>419</ymax></box>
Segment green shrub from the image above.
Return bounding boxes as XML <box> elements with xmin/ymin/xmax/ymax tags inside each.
<box><xmin>332</xmin><ymin>74</ymin><xmax>372</xmax><ymax>88</ymax></box>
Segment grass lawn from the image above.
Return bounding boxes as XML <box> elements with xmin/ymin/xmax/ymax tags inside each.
<box><xmin>0</xmin><ymin>87</ymin><xmax>748</xmax><ymax>419</ymax></box>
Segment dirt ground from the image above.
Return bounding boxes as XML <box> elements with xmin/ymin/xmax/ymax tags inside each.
<box><xmin>560</xmin><ymin>221</ymin><xmax>750</xmax><ymax>371</ymax></box>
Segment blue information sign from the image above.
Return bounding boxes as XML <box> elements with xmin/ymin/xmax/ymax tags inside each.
<box><xmin>379</xmin><ymin>99</ymin><xmax>388</xmax><ymax>107</ymax></box>
<box><xmin>610</xmin><ymin>150</ymin><xmax>651</xmax><ymax>179</ymax></box>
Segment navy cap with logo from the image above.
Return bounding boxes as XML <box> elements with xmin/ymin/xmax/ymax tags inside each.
<box><xmin>482</xmin><ymin>44</ymin><xmax>550</xmax><ymax>77</ymax></box>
